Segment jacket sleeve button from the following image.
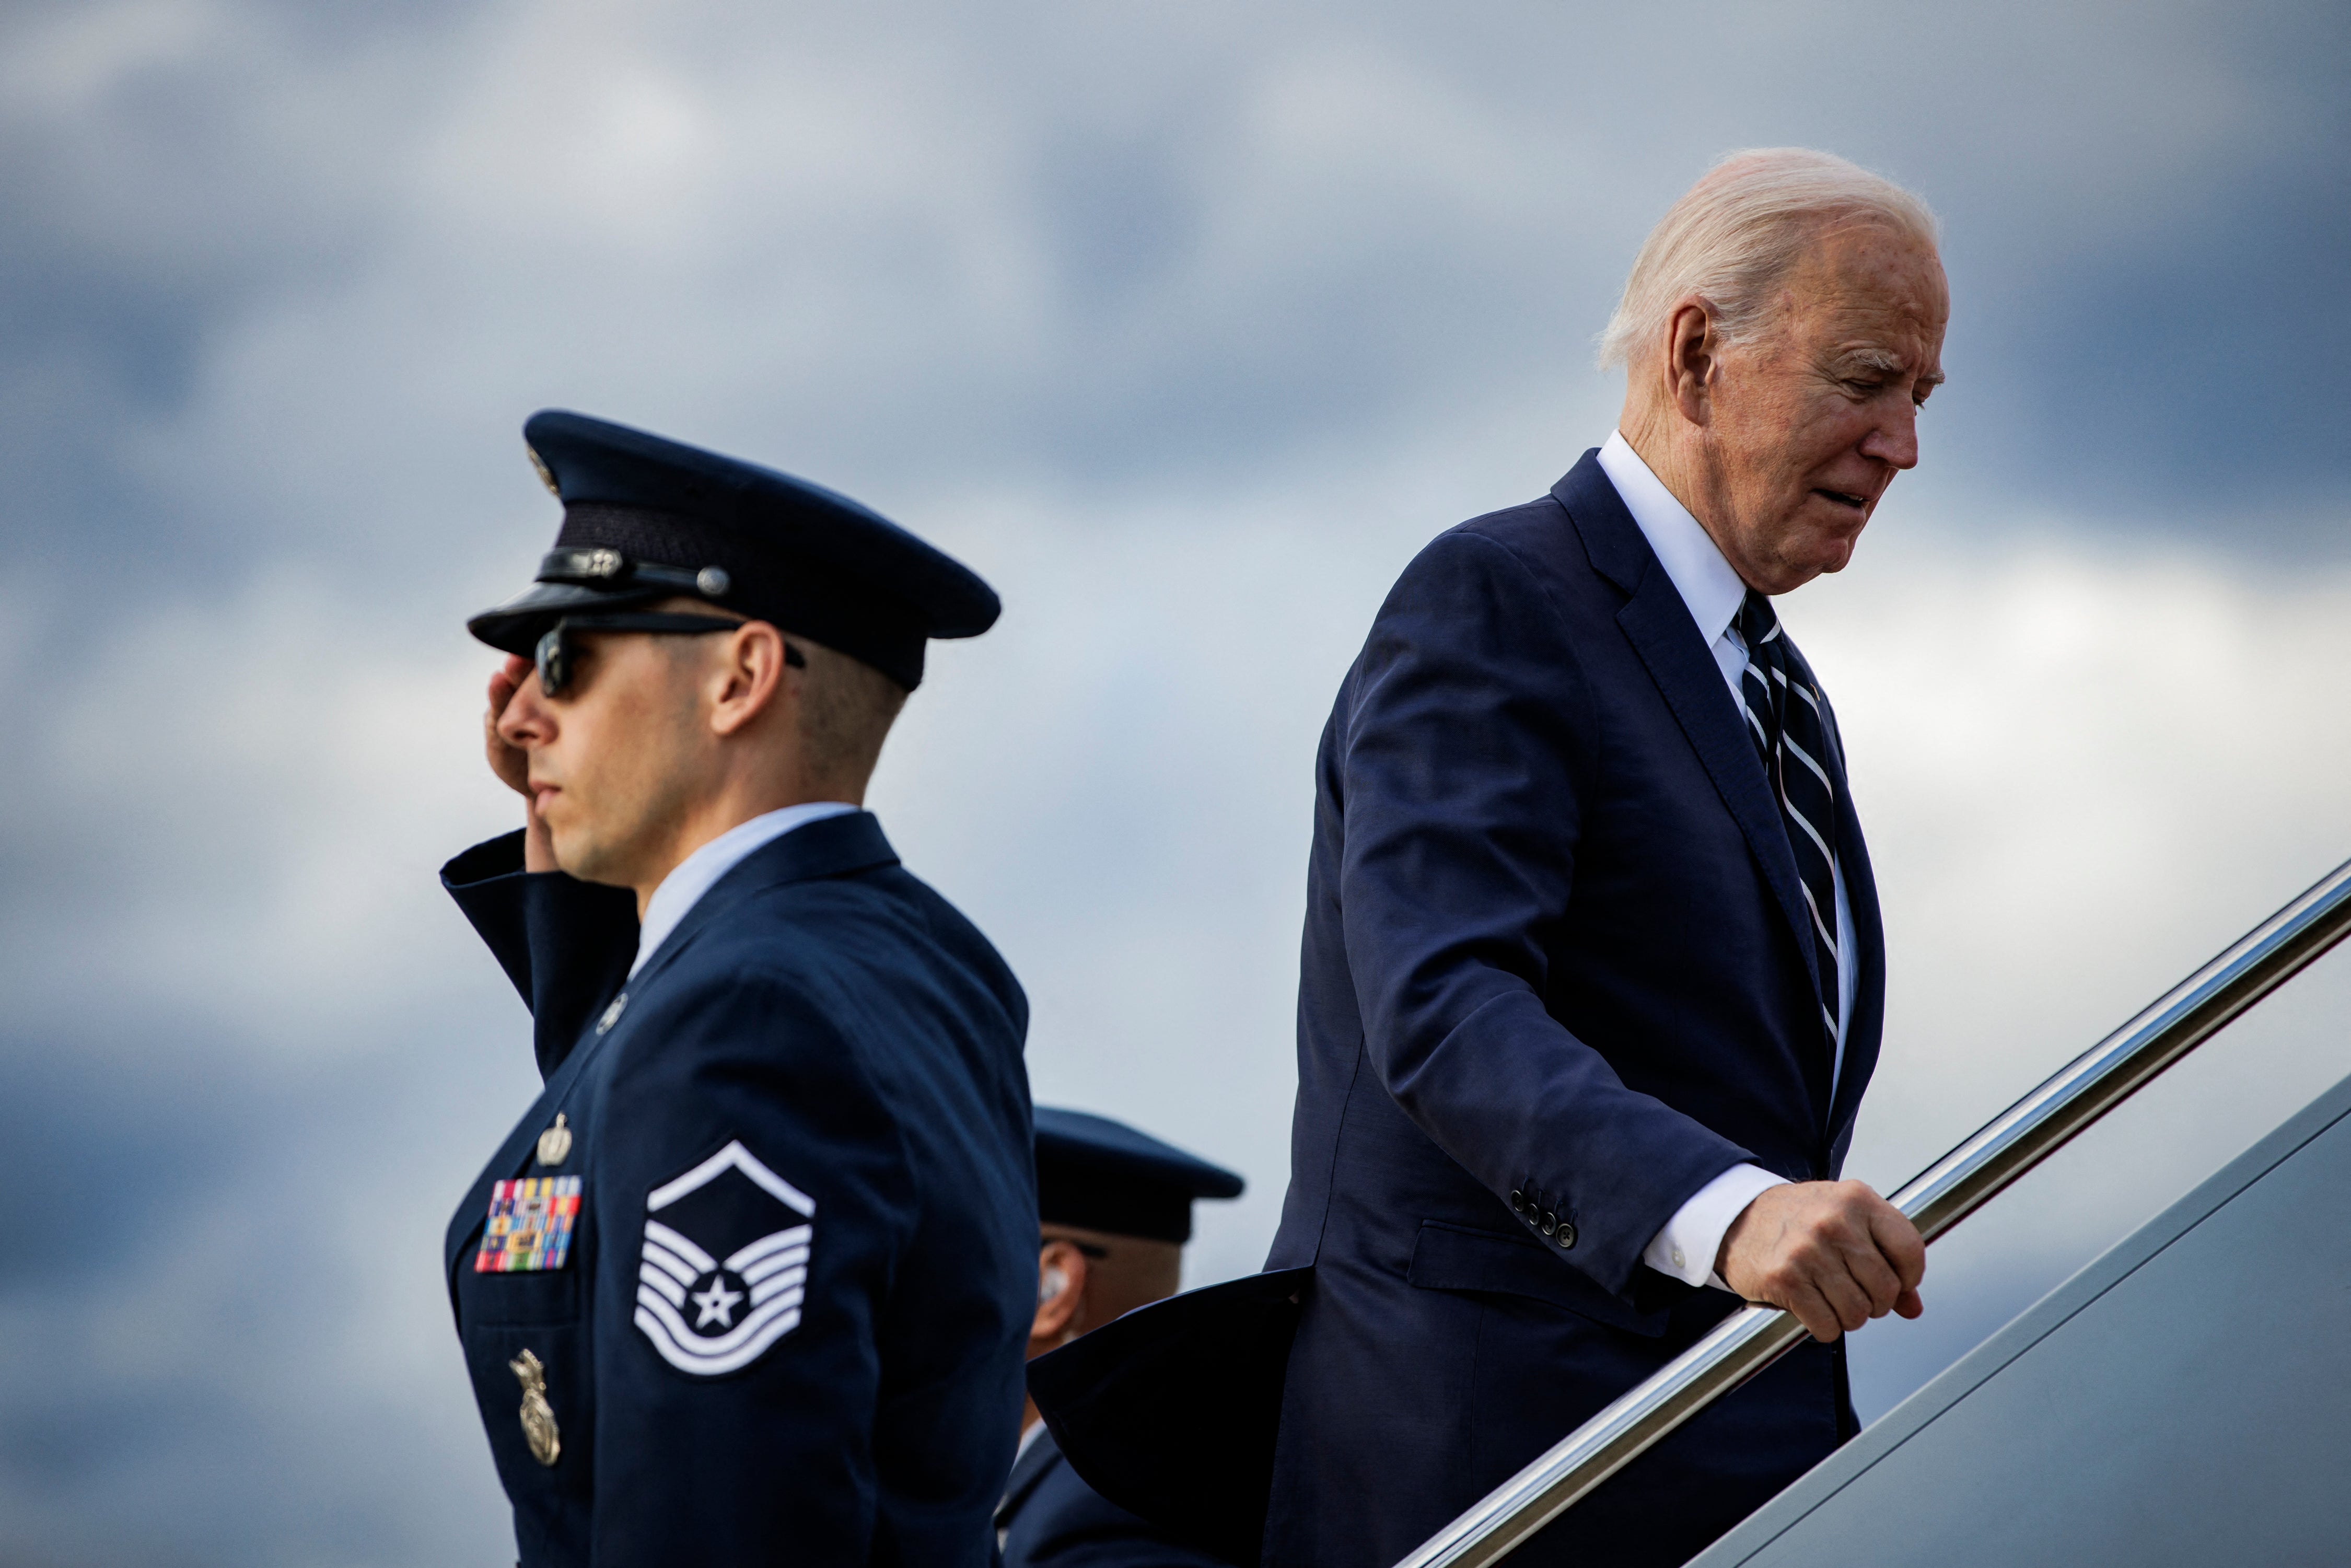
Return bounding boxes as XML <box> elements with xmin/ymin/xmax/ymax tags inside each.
<box><xmin>1539</xmin><ymin>1210</ymin><xmax>1557</xmax><ymax>1236</ymax></box>
<box><xmin>1557</xmin><ymin>1222</ymin><xmax>1576</xmax><ymax>1250</ymax></box>
<box><xmin>1510</xmin><ymin>1190</ymin><xmax>1526</xmax><ymax>1214</ymax></box>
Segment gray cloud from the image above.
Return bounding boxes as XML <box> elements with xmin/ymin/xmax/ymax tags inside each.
<box><xmin>5</xmin><ymin>0</ymin><xmax>2344</xmax><ymax>578</ymax></box>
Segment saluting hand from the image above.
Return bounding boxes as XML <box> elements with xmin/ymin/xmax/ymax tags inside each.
<box><xmin>1717</xmin><ymin>1180</ymin><xmax>1924</xmax><ymax>1343</ymax></box>
<box><xmin>486</xmin><ymin>655</ymin><xmax>533</xmax><ymax>796</ymax></box>
<box><xmin>485</xmin><ymin>655</ymin><xmax>557</xmax><ymax>873</ymax></box>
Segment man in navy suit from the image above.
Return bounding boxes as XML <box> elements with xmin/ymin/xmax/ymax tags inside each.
<box><xmin>1035</xmin><ymin>148</ymin><xmax>1949</xmax><ymax>1567</ymax></box>
<box><xmin>998</xmin><ymin>1109</ymin><xmax>1244</xmax><ymax>1568</ymax></box>
<box><xmin>438</xmin><ymin>410</ymin><xmax>1032</xmax><ymax>1566</ymax></box>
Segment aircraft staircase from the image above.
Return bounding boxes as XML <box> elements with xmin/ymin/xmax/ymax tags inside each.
<box><xmin>1683</xmin><ymin>1063</ymin><xmax>2351</xmax><ymax>1565</ymax></box>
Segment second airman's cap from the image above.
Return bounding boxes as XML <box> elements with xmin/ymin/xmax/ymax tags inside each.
<box><xmin>467</xmin><ymin>409</ymin><xmax>999</xmax><ymax>691</ymax></box>
<box><xmin>1035</xmin><ymin>1107</ymin><xmax>1246</xmax><ymax>1245</ymax></box>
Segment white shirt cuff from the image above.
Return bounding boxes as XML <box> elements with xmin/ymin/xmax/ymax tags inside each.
<box><xmin>1642</xmin><ymin>1164</ymin><xmax>1789</xmax><ymax>1290</ymax></box>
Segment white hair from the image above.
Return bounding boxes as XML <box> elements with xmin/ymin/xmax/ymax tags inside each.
<box><xmin>1595</xmin><ymin>148</ymin><xmax>1939</xmax><ymax>371</ymax></box>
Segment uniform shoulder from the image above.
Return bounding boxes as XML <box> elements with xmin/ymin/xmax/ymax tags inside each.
<box><xmin>642</xmin><ymin>884</ymin><xmax>896</xmax><ymax>1011</ymax></box>
<box><xmin>630</xmin><ymin>867</ymin><xmax>1023</xmax><ymax>1057</ymax></box>
<box><xmin>775</xmin><ymin>864</ymin><xmax>1028</xmax><ymax>1032</ymax></box>
<box><xmin>736</xmin><ymin>867</ymin><xmax>1012</xmax><ymax>985</ymax></box>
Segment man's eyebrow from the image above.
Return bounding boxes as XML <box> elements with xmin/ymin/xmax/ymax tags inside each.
<box><xmin>1840</xmin><ymin>346</ymin><xmax>1945</xmax><ymax>390</ymax></box>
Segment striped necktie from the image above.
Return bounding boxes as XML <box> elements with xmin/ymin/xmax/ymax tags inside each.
<box><xmin>1736</xmin><ymin>590</ymin><xmax>1841</xmax><ymax>1052</ymax></box>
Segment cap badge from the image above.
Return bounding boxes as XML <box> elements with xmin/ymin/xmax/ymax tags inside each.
<box><xmin>525</xmin><ymin>445</ymin><xmax>560</xmax><ymax>498</ymax></box>
<box><xmin>537</xmin><ymin>1112</ymin><xmax>573</xmax><ymax>1166</ymax></box>
<box><xmin>695</xmin><ymin>566</ymin><xmax>731</xmax><ymax>597</ymax></box>
<box><xmin>510</xmin><ymin>1349</ymin><xmax>561</xmax><ymax>1466</ymax></box>
<box><xmin>584</xmin><ymin>548</ymin><xmax>623</xmax><ymax>578</ymax></box>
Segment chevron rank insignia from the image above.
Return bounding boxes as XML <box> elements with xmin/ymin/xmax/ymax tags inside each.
<box><xmin>477</xmin><ymin>1176</ymin><xmax>583</xmax><ymax>1272</ymax></box>
<box><xmin>634</xmin><ymin>1140</ymin><xmax>814</xmax><ymax>1376</ymax></box>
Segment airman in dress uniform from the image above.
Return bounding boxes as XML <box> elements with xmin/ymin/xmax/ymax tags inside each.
<box><xmin>438</xmin><ymin>409</ymin><xmax>1035</xmax><ymax>1566</ymax></box>
<box><xmin>999</xmin><ymin>1109</ymin><xmax>1243</xmax><ymax>1568</ymax></box>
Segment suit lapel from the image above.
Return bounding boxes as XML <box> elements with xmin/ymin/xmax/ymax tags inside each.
<box><xmin>1552</xmin><ymin>455</ymin><xmax>1823</xmax><ymax>1007</ymax></box>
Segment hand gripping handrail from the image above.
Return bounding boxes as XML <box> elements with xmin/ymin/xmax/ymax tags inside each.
<box><xmin>1395</xmin><ymin>855</ymin><xmax>2351</xmax><ymax>1568</ymax></box>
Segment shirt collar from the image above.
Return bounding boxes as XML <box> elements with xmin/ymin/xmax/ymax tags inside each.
<box><xmin>1596</xmin><ymin>430</ymin><xmax>1748</xmax><ymax>648</ymax></box>
<box><xmin>630</xmin><ymin>800</ymin><xmax>860</xmax><ymax>976</ymax></box>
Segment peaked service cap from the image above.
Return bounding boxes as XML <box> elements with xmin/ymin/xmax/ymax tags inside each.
<box><xmin>1034</xmin><ymin>1107</ymin><xmax>1245</xmax><ymax>1246</ymax></box>
<box><xmin>467</xmin><ymin>409</ymin><xmax>999</xmax><ymax>691</ymax></box>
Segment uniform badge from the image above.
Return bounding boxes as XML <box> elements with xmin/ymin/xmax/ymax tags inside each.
<box><xmin>633</xmin><ymin>1140</ymin><xmax>814</xmax><ymax>1376</ymax></box>
<box><xmin>476</xmin><ymin>1176</ymin><xmax>583</xmax><ymax>1272</ymax></box>
<box><xmin>595</xmin><ymin>993</ymin><xmax>628</xmax><ymax>1036</ymax></box>
<box><xmin>510</xmin><ymin>1349</ymin><xmax>561</xmax><ymax>1466</ymax></box>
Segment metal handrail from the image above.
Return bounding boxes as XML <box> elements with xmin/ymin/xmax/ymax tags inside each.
<box><xmin>1395</xmin><ymin>854</ymin><xmax>2351</xmax><ymax>1568</ymax></box>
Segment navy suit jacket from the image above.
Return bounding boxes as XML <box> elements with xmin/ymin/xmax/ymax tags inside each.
<box><xmin>998</xmin><ymin>1427</ymin><xmax>1229</xmax><ymax>1568</ymax></box>
<box><xmin>441</xmin><ymin>812</ymin><xmax>1034</xmax><ymax>1567</ymax></box>
<box><xmin>1037</xmin><ymin>455</ymin><xmax>1885</xmax><ymax>1568</ymax></box>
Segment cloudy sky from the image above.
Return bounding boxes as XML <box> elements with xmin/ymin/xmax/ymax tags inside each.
<box><xmin>3</xmin><ymin>0</ymin><xmax>2347</xmax><ymax>1562</ymax></box>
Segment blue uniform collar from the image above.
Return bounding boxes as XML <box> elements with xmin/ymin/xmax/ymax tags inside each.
<box><xmin>626</xmin><ymin>809</ymin><xmax>901</xmax><ymax>993</ymax></box>
<box><xmin>632</xmin><ymin>802</ymin><xmax>862</xmax><ymax>977</ymax></box>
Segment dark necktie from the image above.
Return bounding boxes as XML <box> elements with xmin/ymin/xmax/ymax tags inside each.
<box><xmin>1737</xmin><ymin>589</ymin><xmax>1841</xmax><ymax>1053</ymax></box>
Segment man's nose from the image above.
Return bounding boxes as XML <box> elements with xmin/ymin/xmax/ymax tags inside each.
<box><xmin>1861</xmin><ymin>401</ymin><xmax>1921</xmax><ymax>471</ymax></box>
<box><xmin>498</xmin><ymin>672</ymin><xmax>551</xmax><ymax>747</ymax></box>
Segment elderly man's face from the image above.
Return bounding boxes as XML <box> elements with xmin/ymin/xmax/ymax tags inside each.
<box><xmin>1700</xmin><ymin>222</ymin><xmax>1948</xmax><ymax>593</ymax></box>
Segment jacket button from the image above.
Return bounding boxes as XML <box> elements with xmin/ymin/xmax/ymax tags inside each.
<box><xmin>1539</xmin><ymin>1210</ymin><xmax>1557</xmax><ymax>1236</ymax></box>
<box><xmin>1510</xmin><ymin>1190</ymin><xmax>1526</xmax><ymax>1214</ymax></box>
<box><xmin>1557</xmin><ymin>1223</ymin><xmax>1576</xmax><ymax>1250</ymax></box>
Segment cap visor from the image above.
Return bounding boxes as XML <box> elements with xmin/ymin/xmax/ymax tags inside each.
<box><xmin>465</xmin><ymin>579</ymin><xmax>665</xmax><ymax>656</ymax></box>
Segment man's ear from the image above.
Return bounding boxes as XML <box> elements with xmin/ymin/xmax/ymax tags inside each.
<box><xmin>1664</xmin><ymin>298</ymin><xmax>1720</xmax><ymax>429</ymax></box>
<box><xmin>708</xmin><ymin>621</ymin><xmax>794</xmax><ymax>737</ymax></box>
<box><xmin>1032</xmin><ymin>1239</ymin><xmax>1090</xmax><ymax>1343</ymax></box>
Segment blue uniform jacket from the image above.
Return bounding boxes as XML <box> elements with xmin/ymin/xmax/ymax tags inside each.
<box><xmin>1035</xmin><ymin>454</ymin><xmax>1886</xmax><ymax>1567</ymax></box>
<box><xmin>441</xmin><ymin>811</ymin><xmax>1035</xmax><ymax>1566</ymax></box>
<box><xmin>997</xmin><ymin>1427</ymin><xmax>1229</xmax><ymax>1568</ymax></box>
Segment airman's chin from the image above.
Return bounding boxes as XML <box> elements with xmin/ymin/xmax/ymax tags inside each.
<box><xmin>550</xmin><ymin>829</ymin><xmax>623</xmax><ymax>889</ymax></box>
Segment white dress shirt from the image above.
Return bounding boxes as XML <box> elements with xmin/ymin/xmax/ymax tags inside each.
<box><xmin>629</xmin><ymin>801</ymin><xmax>860</xmax><ymax>977</ymax></box>
<box><xmin>1595</xmin><ymin>432</ymin><xmax>1858</xmax><ymax>1290</ymax></box>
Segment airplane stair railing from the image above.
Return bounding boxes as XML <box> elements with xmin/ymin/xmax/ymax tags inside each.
<box><xmin>1393</xmin><ymin>855</ymin><xmax>2351</xmax><ymax>1568</ymax></box>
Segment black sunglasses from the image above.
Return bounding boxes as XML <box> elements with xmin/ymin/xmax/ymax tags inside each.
<box><xmin>533</xmin><ymin>613</ymin><xmax>805</xmax><ymax>697</ymax></box>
